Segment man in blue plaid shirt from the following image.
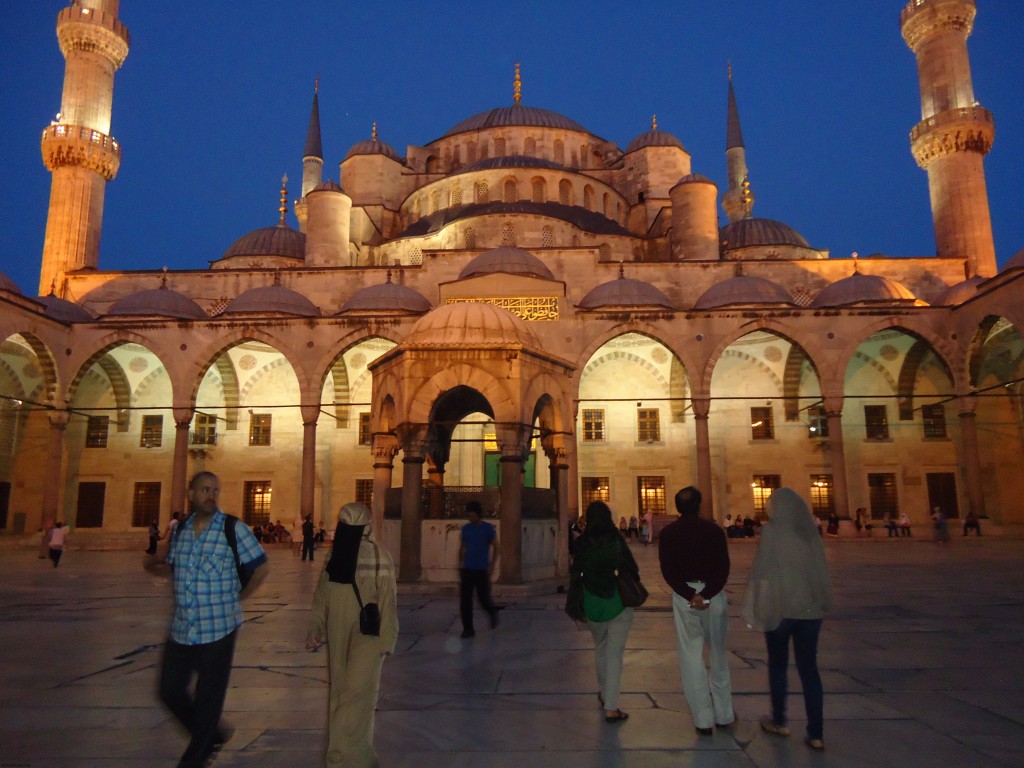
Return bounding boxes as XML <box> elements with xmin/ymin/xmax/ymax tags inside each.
<box><xmin>146</xmin><ymin>471</ymin><xmax>268</xmax><ymax>768</ymax></box>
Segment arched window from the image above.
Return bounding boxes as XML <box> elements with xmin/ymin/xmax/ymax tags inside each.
<box><xmin>503</xmin><ymin>178</ymin><xmax>518</xmax><ymax>203</ymax></box>
<box><xmin>430</xmin><ymin>189</ymin><xmax>441</xmax><ymax>213</ymax></box>
<box><xmin>559</xmin><ymin>179</ymin><xmax>572</xmax><ymax>206</ymax></box>
<box><xmin>583</xmin><ymin>185</ymin><xmax>594</xmax><ymax>210</ymax></box>
<box><xmin>579</xmin><ymin>145</ymin><xmax>589</xmax><ymax>169</ymax></box>
<box><xmin>450</xmin><ymin>185</ymin><xmax>462</xmax><ymax>206</ymax></box>
<box><xmin>531</xmin><ymin>177</ymin><xmax>546</xmax><ymax>203</ymax></box>
<box><xmin>542</xmin><ymin>226</ymin><xmax>554</xmax><ymax>248</ymax></box>
<box><xmin>426</xmin><ymin>156</ymin><xmax>439</xmax><ymax>173</ymax></box>
<box><xmin>603</xmin><ymin>192</ymin><xmax>611</xmax><ymax>217</ymax></box>
<box><xmin>524</xmin><ymin>136</ymin><xmax>537</xmax><ymax>156</ymax></box>
<box><xmin>494</xmin><ymin>137</ymin><xmax>507</xmax><ymax>155</ymax></box>
<box><xmin>410</xmin><ymin>247</ymin><xmax>423</xmax><ymax>265</ymax></box>
<box><xmin>464</xmin><ymin>227</ymin><xmax>477</xmax><ymax>249</ymax></box>
<box><xmin>553</xmin><ymin>139</ymin><xmax>564</xmax><ymax>165</ymax></box>
<box><xmin>475</xmin><ymin>181</ymin><xmax>489</xmax><ymax>203</ymax></box>
<box><xmin>502</xmin><ymin>223</ymin><xmax>516</xmax><ymax>246</ymax></box>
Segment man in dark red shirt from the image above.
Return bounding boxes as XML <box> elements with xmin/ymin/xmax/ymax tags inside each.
<box><xmin>658</xmin><ymin>486</ymin><xmax>734</xmax><ymax>736</ymax></box>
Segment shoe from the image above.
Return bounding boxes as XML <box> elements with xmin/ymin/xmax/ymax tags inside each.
<box><xmin>760</xmin><ymin>716</ymin><xmax>790</xmax><ymax>737</ymax></box>
<box><xmin>460</xmin><ymin>629</ymin><xmax>475</xmax><ymax>638</ymax></box>
<box><xmin>695</xmin><ymin>726</ymin><xmax>714</xmax><ymax>736</ymax></box>
<box><xmin>805</xmin><ymin>737</ymin><xmax>825</xmax><ymax>751</ymax></box>
<box><xmin>604</xmin><ymin>709</ymin><xmax>629</xmax><ymax>722</ymax></box>
<box><xmin>212</xmin><ymin>724</ymin><xmax>234</xmax><ymax>752</ymax></box>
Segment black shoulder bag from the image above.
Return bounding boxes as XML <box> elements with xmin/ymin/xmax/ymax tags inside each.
<box><xmin>352</xmin><ymin>550</ymin><xmax>382</xmax><ymax>636</ymax></box>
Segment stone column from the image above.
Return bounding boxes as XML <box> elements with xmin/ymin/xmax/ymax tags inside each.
<box><xmin>41</xmin><ymin>412</ymin><xmax>68</xmax><ymax>526</ymax></box>
<box><xmin>169</xmin><ymin>407</ymin><xmax>194</xmax><ymax>519</ymax></box>
<box><xmin>957</xmin><ymin>396</ymin><xmax>987</xmax><ymax>519</ymax></box>
<box><xmin>823</xmin><ymin>396</ymin><xmax>851</xmax><ymax>520</ymax></box>
<box><xmin>543</xmin><ymin>432</ymin><xmax>572</xmax><ymax>577</ymax></box>
<box><xmin>370</xmin><ymin>433</ymin><xmax>398</xmax><ymax>538</ymax></box>
<box><xmin>300</xmin><ymin>405</ymin><xmax>320</xmax><ymax>525</ymax></box>
<box><xmin>397</xmin><ymin>425</ymin><xmax>427</xmax><ymax>582</ymax></box>
<box><xmin>691</xmin><ymin>396</ymin><xmax>713</xmax><ymax>517</ymax></box>
<box><xmin>496</xmin><ymin>424</ymin><xmax>531</xmax><ymax>583</ymax></box>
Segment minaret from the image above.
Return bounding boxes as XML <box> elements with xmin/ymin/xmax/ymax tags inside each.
<box><xmin>901</xmin><ymin>0</ymin><xmax>996</xmax><ymax>277</ymax></box>
<box><xmin>294</xmin><ymin>80</ymin><xmax>323</xmax><ymax>233</ymax></box>
<box><xmin>721</xmin><ymin>66</ymin><xmax>754</xmax><ymax>224</ymax></box>
<box><xmin>39</xmin><ymin>0</ymin><xmax>130</xmax><ymax>297</ymax></box>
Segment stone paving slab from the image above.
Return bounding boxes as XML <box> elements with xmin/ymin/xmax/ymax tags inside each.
<box><xmin>1</xmin><ymin>537</ymin><xmax>1023</xmax><ymax>767</ymax></box>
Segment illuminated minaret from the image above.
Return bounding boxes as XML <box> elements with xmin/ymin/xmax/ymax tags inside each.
<box><xmin>721</xmin><ymin>66</ymin><xmax>754</xmax><ymax>224</ymax></box>
<box><xmin>901</xmin><ymin>0</ymin><xmax>996</xmax><ymax>277</ymax></box>
<box><xmin>39</xmin><ymin>0</ymin><xmax>130</xmax><ymax>297</ymax></box>
<box><xmin>294</xmin><ymin>80</ymin><xmax>323</xmax><ymax>233</ymax></box>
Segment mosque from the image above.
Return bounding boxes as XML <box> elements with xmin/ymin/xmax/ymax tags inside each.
<box><xmin>0</xmin><ymin>0</ymin><xmax>1021</xmax><ymax>583</ymax></box>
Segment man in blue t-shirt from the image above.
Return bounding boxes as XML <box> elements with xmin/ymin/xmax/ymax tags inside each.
<box><xmin>458</xmin><ymin>500</ymin><xmax>498</xmax><ymax>638</ymax></box>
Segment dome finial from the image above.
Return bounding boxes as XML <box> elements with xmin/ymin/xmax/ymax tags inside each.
<box><xmin>734</xmin><ymin>260</ymin><xmax>744</xmax><ymax>277</ymax></box>
<box><xmin>513</xmin><ymin>62</ymin><xmax>522</xmax><ymax>104</ymax></box>
<box><xmin>386</xmin><ymin>269</ymin><xmax>393</xmax><ymax>284</ymax></box>
<box><xmin>278</xmin><ymin>174</ymin><xmax>289</xmax><ymax>226</ymax></box>
<box><xmin>851</xmin><ymin>252</ymin><xmax>859</xmax><ymax>274</ymax></box>
<box><xmin>618</xmin><ymin>261</ymin><xmax>625</xmax><ymax>280</ymax></box>
<box><xmin>652</xmin><ymin>114</ymin><xmax>657</xmax><ymax>131</ymax></box>
<box><xmin>371</xmin><ymin>121</ymin><xmax>378</xmax><ymax>140</ymax></box>
<box><xmin>273</xmin><ymin>269</ymin><xmax>282</xmax><ymax>286</ymax></box>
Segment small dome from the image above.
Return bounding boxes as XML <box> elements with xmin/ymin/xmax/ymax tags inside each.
<box><xmin>625</xmin><ymin>129</ymin><xmax>685</xmax><ymax>153</ymax></box>
<box><xmin>345</xmin><ymin>137</ymin><xmax>402</xmax><ymax>163</ymax></box>
<box><xmin>338</xmin><ymin>280</ymin><xmax>431</xmax><ymax>314</ymax></box>
<box><xmin>460</xmin><ymin>155</ymin><xmax>563</xmax><ymax>173</ymax></box>
<box><xmin>673</xmin><ymin>173</ymin><xmax>715</xmax><ymax>186</ymax></box>
<box><xmin>222</xmin><ymin>284</ymin><xmax>320</xmax><ymax>316</ymax></box>
<box><xmin>0</xmin><ymin>272</ymin><xmax>22</xmax><ymax>294</ymax></box>
<box><xmin>720</xmin><ymin>217</ymin><xmax>810</xmax><ymax>250</ymax></box>
<box><xmin>107</xmin><ymin>286</ymin><xmax>207</xmax><ymax>320</ymax></box>
<box><xmin>221</xmin><ymin>224</ymin><xmax>306</xmax><ymax>261</ymax></box>
<box><xmin>693</xmin><ymin>275</ymin><xmax>794</xmax><ymax>309</ymax></box>
<box><xmin>404</xmin><ymin>301</ymin><xmax>539</xmax><ymax>347</ymax></box>
<box><xmin>936</xmin><ymin>276</ymin><xmax>985</xmax><ymax>306</ymax></box>
<box><xmin>579</xmin><ymin>276</ymin><xmax>675</xmax><ymax>310</ymax></box>
<box><xmin>441</xmin><ymin>104</ymin><xmax>593</xmax><ymax>139</ymax></box>
<box><xmin>311</xmin><ymin>179</ymin><xmax>344</xmax><ymax>194</ymax></box>
<box><xmin>37</xmin><ymin>294</ymin><xmax>94</xmax><ymax>323</ymax></box>
<box><xmin>811</xmin><ymin>272</ymin><xmax>919</xmax><ymax>307</ymax></box>
<box><xmin>1003</xmin><ymin>248</ymin><xmax>1024</xmax><ymax>272</ymax></box>
<box><xmin>459</xmin><ymin>247</ymin><xmax>554</xmax><ymax>281</ymax></box>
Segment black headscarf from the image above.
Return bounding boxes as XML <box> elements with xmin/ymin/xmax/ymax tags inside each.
<box><xmin>571</xmin><ymin>501</ymin><xmax>636</xmax><ymax>598</ymax></box>
<box><xmin>325</xmin><ymin>522</ymin><xmax>365</xmax><ymax>584</ymax></box>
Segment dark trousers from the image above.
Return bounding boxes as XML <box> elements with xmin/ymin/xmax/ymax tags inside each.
<box><xmin>460</xmin><ymin>568</ymin><xmax>496</xmax><ymax>632</ymax></box>
<box><xmin>765</xmin><ymin>618</ymin><xmax>824</xmax><ymax>741</ymax></box>
<box><xmin>159</xmin><ymin>630</ymin><xmax>237</xmax><ymax>768</ymax></box>
<box><xmin>301</xmin><ymin>538</ymin><xmax>315</xmax><ymax>560</ymax></box>
<box><xmin>48</xmin><ymin>548</ymin><xmax>63</xmax><ymax>567</ymax></box>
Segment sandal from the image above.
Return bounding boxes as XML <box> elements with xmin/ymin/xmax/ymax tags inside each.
<box><xmin>604</xmin><ymin>709</ymin><xmax>629</xmax><ymax>723</ymax></box>
<box><xmin>760</xmin><ymin>716</ymin><xmax>790</xmax><ymax>737</ymax></box>
<box><xmin>806</xmin><ymin>737</ymin><xmax>825</xmax><ymax>751</ymax></box>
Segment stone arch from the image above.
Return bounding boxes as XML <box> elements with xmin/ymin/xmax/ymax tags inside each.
<box><xmin>531</xmin><ymin>176</ymin><xmax>546</xmax><ymax>203</ymax></box>
<box><xmin>670</xmin><ymin>356</ymin><xmax>688</xmax><ymax>423</ymax></box>
<box><xmin>717</xmin><ymin>349</ymin><xmax>785</xmax><ymax>395</ymax></box>
<box><xmin>407</xmin><ymin>364</ymin><xmax>517</xmax><ymax>427</ymax></box>
<box><xmin>575</xmin><ymin>323</ymin><xmax>695</xmax><ymax>381</ymax></box>
<box><xmin>502</xmin><ymin>177</ymin><xmax>518</xmax><ymax>203</ymax></box>
<box><xmin>330</xmin><ymin>357</ymin><xmax>351</xmax><ymax>428</ymax></box>
<box><xmin>897</xmin><ymin>338</ymin><xmax>954</xmax><ymax>419</ymax></box>
<box><xmin>851</xmin><ymin>350</ymin><xmax>898</xmax><ymax>394</ymax></box>
<box><xmin>835</xmin><ymin>319</ymin><xmax>956</xmax><ymax>393</ymax></box>
<box><xmin>967</xmin><ymin>315</ymin><xmax>1008</xmax><ymax>388</ymax></box>
<box><xmin>701</xmin><ymin>323</ymin><xmax>824</xmax><ymax>397</ymax></box>
<box><xmin>69</xmin><ymin>347</ymin><xmax>134</xmax><ymax>432</ymax></box>
<box><xmin>1</xmin><ymin>332</ymin><xmax>59</xmax><ymax>406</ymax></box>
<box><xmin>238</xmin><ymin>357</ymin><xmax>291</xmax><ymax>402</ymax></box>
<box><xmin>581</xmin><ymin>350</ymin><xmax>671</xmax><ymax>393</ymax></box>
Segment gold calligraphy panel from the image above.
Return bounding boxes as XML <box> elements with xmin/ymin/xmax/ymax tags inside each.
<box><xmin>446</xmin><ymin>296</ymin><xmax>559</xmax><ymax>321</ymax></box>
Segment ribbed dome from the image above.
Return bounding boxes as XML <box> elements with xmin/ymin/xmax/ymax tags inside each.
<box><xmin>693</xmin><ymin>275</ymin><xmax>794</xmax><ymax>309</ymax></box>
<box><xmin>625</xmin><ymin>129</ymin><xmax>685</xmax><ymax>153</ymax></box>
<box><xmin>459</xmin><ymin>155</ymin><xmax>564</xmax><ymax>172</ymax></box>
<box><xmin>38</xmin><ymin>294</ymin><xmax>94</xmax><ymax>323</ymax></box>
<box><xmin>441</xmin><ymin>104</ymin><xmax>593</xmax><ymax>139</ymax></box>
<box><xmin>338</xmin><ymin>281</ymin><xmax>432</xmax><ymax>314</ymax></box>
<box><xmin>810</xmin><ymin>272</ymin><xmax>919</xmax><ymax>307</ymax></box>
<box><xmin>404</xmin><ymin>302</ymin><xmax>539</xmax><ymax>347</ymax></box>
<box><xmin>311</xmin><ymin>179</ymin><xmax>344</xmax><ymax>194</ymax></box>
<box><xmin>578</xmin><ymin>276</ymin><xmax>675</xmax><ymax>310</ymax></box>
<box><xmin>222</xmin><ymin>285</ymin><xmax>320</xmax><ymax>316</ymax></box>
<box><xmin>0</xmin><ymin>272</ymin><xmax>22</xmax><ymax>294</ymax></box>
<box><xmin>1003</xmin><ymin>248</ymin><xmax>1024</xmax><ymax>271</ymax></box>
<box><xmin>937</xmin><ymin>276</ymin><xmax>985</xmax><ymax>306</ymax></box>
<box><xmin>107</xmin><ymin>286</ymin><xmax>207</xmax><ymax>319</ymax></box>
<box><xmin>345</xmin><ymin>138</ymin><xmax>402</xmax><ymax>163</ymax></box>
<box><xmin>720</xmin><ymin>217</ymin><xmax>810</xmax><ymax>249</ymax></box>
<box><xmin>221</xmin><ymin>224</ymin><xmax>306</xmax><ymax>261</ymax></box>
<box><xmin>459</xmin><ymin>247</ymin><xmax>554</xmax><ymax>280</ymax></box>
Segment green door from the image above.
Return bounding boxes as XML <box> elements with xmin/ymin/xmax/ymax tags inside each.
<box><xmin>484</xmin><ymin>452</ymin><xmax>536</xmax><ymax>487</ymax></box>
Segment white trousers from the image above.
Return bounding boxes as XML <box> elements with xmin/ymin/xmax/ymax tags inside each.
<box><xmin>588</xmin><ymin>607</ymin><xmax>634</xmax><ymax>711</ymax></box>
<box><xmin>672</xmin><ymin>586</ymin><xmax>734</xmax><ymax>729</ymax></box>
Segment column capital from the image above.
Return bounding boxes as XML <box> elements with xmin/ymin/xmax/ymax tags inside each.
<box><xmin>957</xmin><ymin>394</ymin><xmax>978</xmax><ymax>418</ymax></box>
<box><xmin>300</xmin><ymin>404</ymin><xmax>321</xmax><ymax>426</ymax></box>
<box><xmin>690</xmin><ymin>397</ymin><xmax>711</xmax><ymax>419</ymax></box>
<box><xmin>822</xmin><ymin>395</ymin><xmax>845</xmax><ymax>417</ymax></box>
<box><xmin>372</xmin><ymin>433</ymin><xmax>400</xmax><ymax>464</ymax></box>
<box><xmin>172</xmin><ymin>405</ymin><xmax>194</xmax><ymax>427</ymax></box>
<box><xmin>396</xmin><ymin>423</ymin><xmax>428</xmax><ymax>459</ymax></box>
<box><xmin>496</xmin><ymin>422</ymin><xmax>533</xmax><ymax>460</ymax></box>
<box><xmin>48</xmin><ymin>412</ymin><xmax>69</xmax><ymax>429</ymax></box>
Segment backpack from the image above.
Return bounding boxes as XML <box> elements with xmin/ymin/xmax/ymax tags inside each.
<box><xmin>172</xmin><ymin>513</ymin><xmax>252</xmax><ymax>591</ymax></box>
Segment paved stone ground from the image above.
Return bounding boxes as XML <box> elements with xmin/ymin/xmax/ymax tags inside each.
<box><xmin>1</xmin><ymin>534</ymin><xmax>1022</xmax><ymax>767</ymax></box>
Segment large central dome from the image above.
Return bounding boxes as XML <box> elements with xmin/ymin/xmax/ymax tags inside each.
<box><xmin>440</xmin><ymin>104</ymin><xmax>596</xmax><ymax>139</ymax></box>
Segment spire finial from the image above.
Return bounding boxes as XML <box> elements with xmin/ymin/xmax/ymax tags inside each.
<box><xmin>618</xmin><ymin>262</ymin><xmax>625</xmax><ymax>280</ymax></box>
<box><xmin>278</xmin><ymin>174</ymin><xmax>289</xmax><ymax>225</ymax></box>
<box><xmin>314</xmin><ymin>74</ymin><xmax>319</xmax><ymax>94</ymax></box>
<box><xmin>513</xmin><ymin>62</ymin><xmax>522</xmax><ymax>104</ymax></box>
<box><xmin>852</xmin><ymin>252</ymin><xmax>859</xmax><ymax>274</ymax></box>
<box><xmin>652</xmin><ymin>114</ymin><xmax>657</xmax><ymax>131</ymax></box>
<box><xmin>372</xmin><ymin>121</ymin><xmax>378</xmax><ymax>140</ymax></box>
<box><xmin>728</xmin><ymin>60</ymin><xmax>733</xmax><ymax>81</ymax></box>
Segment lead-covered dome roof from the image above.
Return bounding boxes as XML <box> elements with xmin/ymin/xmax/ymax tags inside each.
<box><xmin>404</xmin><ymin>301</ymin><xmax>539</xmax><ymax>347</ymax></box>
<box><xmin>222</xmin><ymin>284</ymin><xmax>320</xmax><ymax>316</ymax></box>
<box><xmin>345</xmin><ymin>137</ymin><xmax>402</xmax><ymax>163</ymax></box>
<box><xmin>1003</xmin><ymin>248</ymin><xmax>1024</xmax><ymax>272</ymax></box>
<box><xmin>221</xmin><ymin>224</ymin><xmax>306</xmax><ymax>261</ymax></box>
<box><xmin>38</xmin><ymin>294</ymin><xmax>94</xmax><ymax>323</ymax></box>
<box><xmin>459</xmin><ymin>247</ymin><xmax>554</xmax><ymax>280</ymax></box>
<box><xmin>936</xmin><ymin>276</ymin><xmax>985</xmax><ymax>306</ymax></box>
<box><xmin>579</xmin><ymin>275</ymin><xmax>675</xmax><ymax>310</ymax></box>
<box><xmin>338</xmin><ymin>280</ymin><xmax>431</xmax><ymax>314</ymax></box>
<box><xmin>106</xmin><ymin>286</ymin><xmax>207</xmax><ymax>319</ymax></box>
<box><xmin>720</xmin><ymin>217</ymin><xmax>810</xmax><ymax>250</ymax></box>
<box><xmin>694</xmin><ymin>275</ymin><xmax>794</xmax><ymax>309</ymax></box>
<box><xmin>440</xmin><ymin>104</ymin><xmax>596</xmax><ymax>139</ymax></box>
<box><xmin>810</xmin><ymin>272</ymin><xmax>919</xmax><ymax>307</ymax></box>
<box><xmin>625</xmin><ymin>129</ymin><xmax>685</xmax><ymax>153</ymax></box>
<box><xmin>0</xmin><ymin>272</ymin><xmax>22</xmax><ymax>294</ymax></box>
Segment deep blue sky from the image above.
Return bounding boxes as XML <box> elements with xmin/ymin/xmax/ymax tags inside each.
<box><xmin>2</xmin><ymin>1</ymin><xmax>1022</xmax><ymax>295</ymax></box>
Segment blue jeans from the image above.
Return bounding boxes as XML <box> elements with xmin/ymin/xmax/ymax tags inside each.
<box><xmin>765</xmin><ymin>618</ymin><xmax>823</xmax><ymax>740</ymax></box>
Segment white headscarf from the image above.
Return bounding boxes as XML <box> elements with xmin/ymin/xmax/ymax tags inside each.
<box><xmin>741</xmin><ymin>487</ymin><xmax>833</xmax><ymax>632</ymax></box>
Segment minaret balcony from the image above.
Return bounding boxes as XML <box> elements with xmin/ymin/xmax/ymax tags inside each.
<box><xmin>41</xmin><ymin>124</ymin><xmax>121</xmax><ymax>181</ymax></box>
<box><xmin>910</xmin><ymin>106</ymin><xmax>993</xmax><ymax>168</ymax></box>
<box><xmin>56</xmin><ymin>4</ymin><xmax>130</xmax><ymax>66</ymax></box>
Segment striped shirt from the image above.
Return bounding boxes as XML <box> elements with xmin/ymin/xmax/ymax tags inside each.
<box><xmin>166</xmin><ymin>510</ymin><xmax>266</xmax><ymax>645</ymax></box>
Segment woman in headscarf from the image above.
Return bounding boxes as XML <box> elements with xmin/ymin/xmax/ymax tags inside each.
<box><xmin>570</xmin><ymin>501</ymin><xmax>639</xmax><ymax>723</ymax></box>
<box><xmin>307</xmin><ymin>503</ymin><xmax>398</xmax><ymax>767</ymax></box>
<box><xmin>742</xmin><ymin>487</ymin><xmax>832</xmax><ymax>751</ymax></box>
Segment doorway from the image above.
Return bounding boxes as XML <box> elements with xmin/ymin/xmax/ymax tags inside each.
<box><xmin>926</xmin><ymin>472</ymin><xmax>959</xmax><ymax>519</ymax></box>
<box><xmin>75</xmin><ymin>482</ymin><xmax>106</xmax><ymax>527</ymax></box>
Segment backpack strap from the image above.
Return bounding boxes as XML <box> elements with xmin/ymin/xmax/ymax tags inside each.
<box><xmin>222</xmin><ymin>514</ymin><xmax>246</xmax><ymax>590</ymax></box>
